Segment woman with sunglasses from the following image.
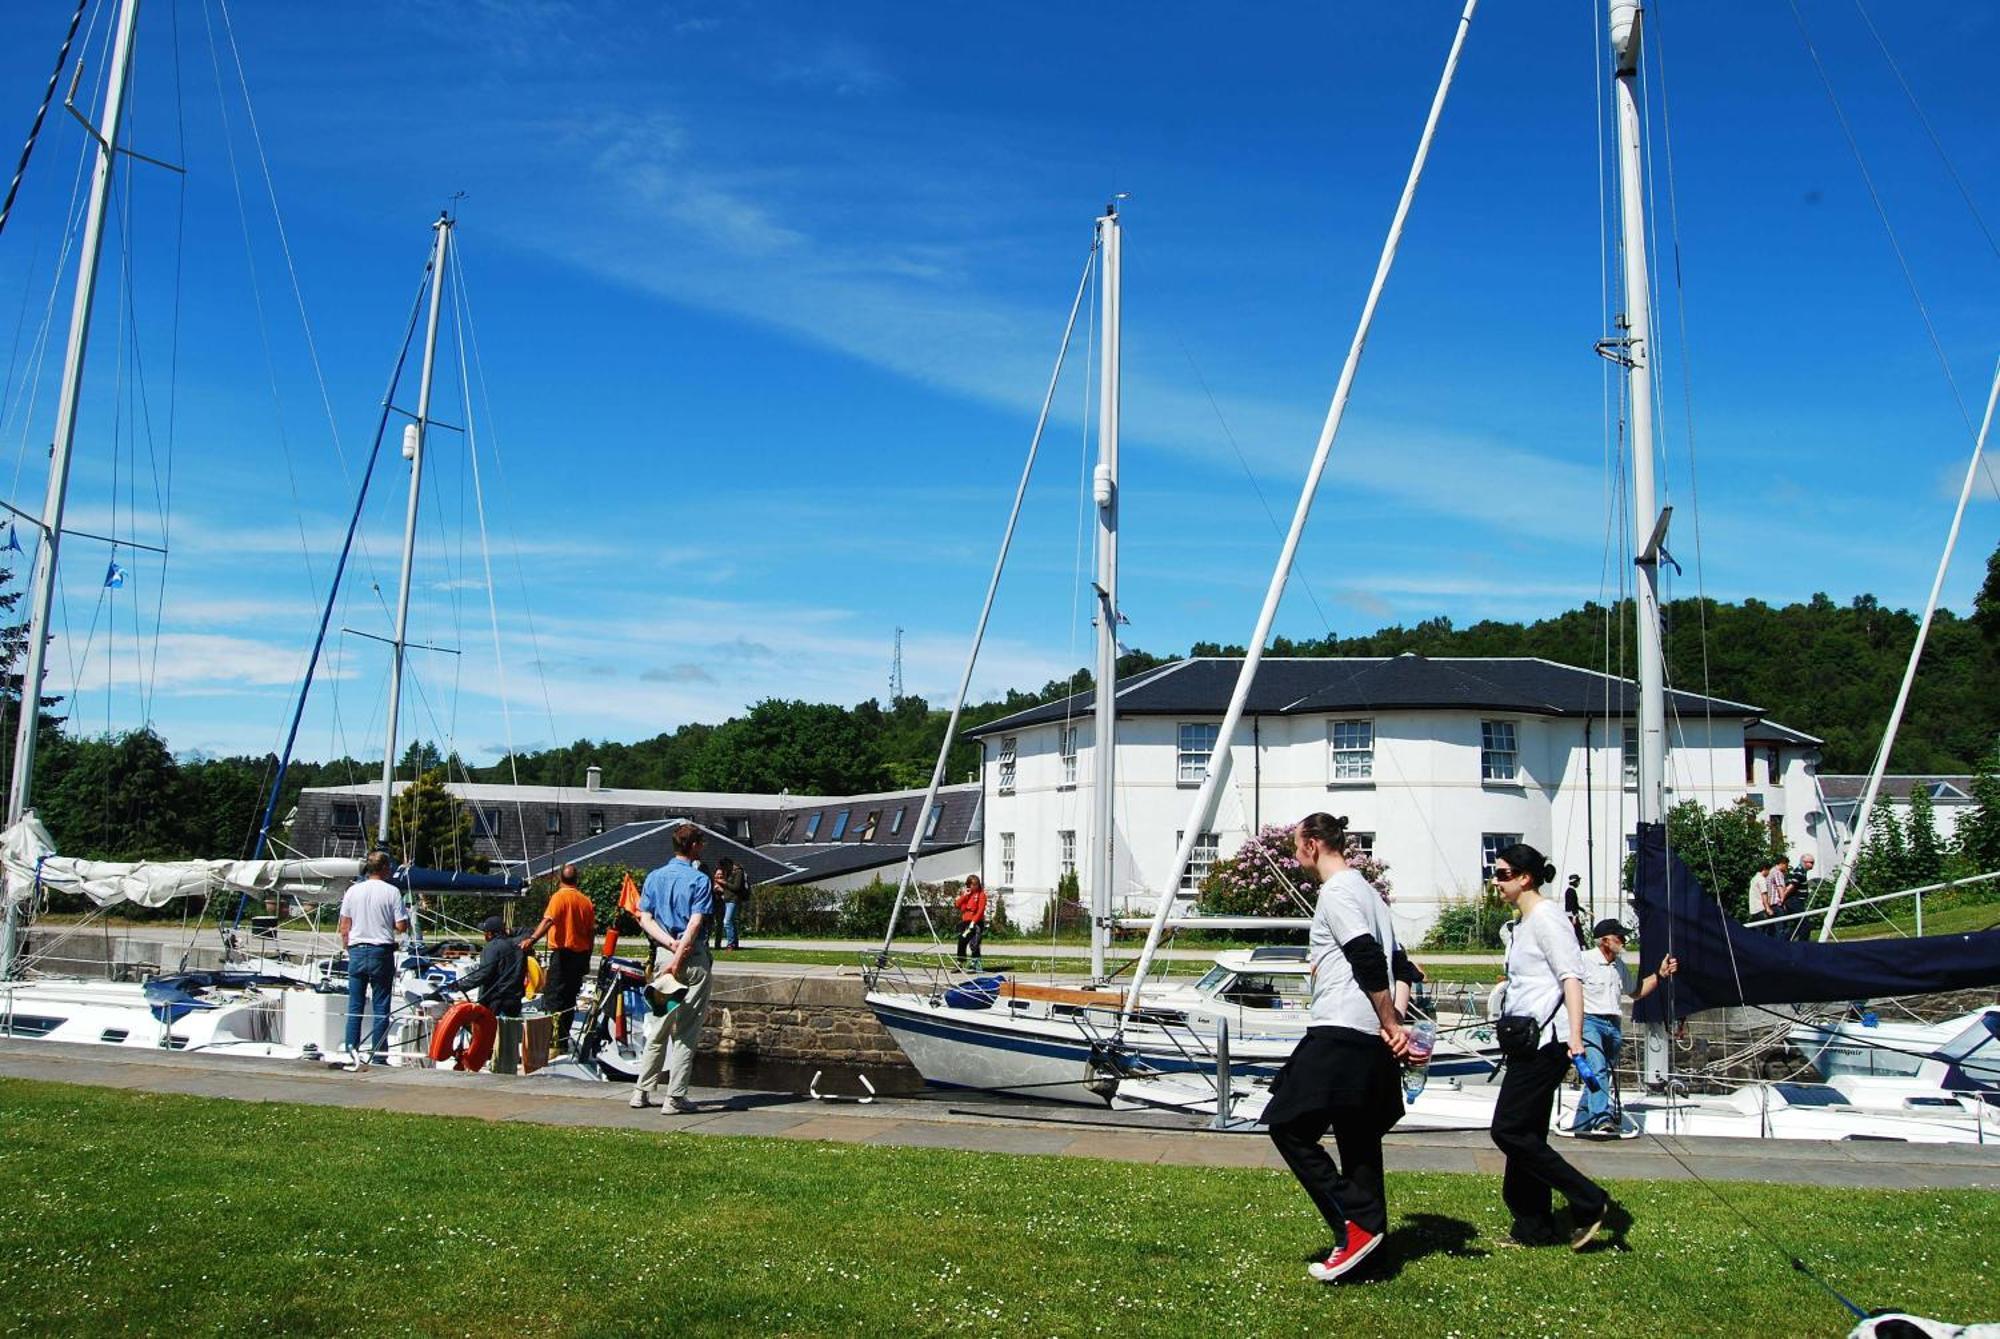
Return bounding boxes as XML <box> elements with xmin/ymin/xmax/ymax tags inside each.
<box><xmin>1487</xmin><ymin>842</ymin><xmax>1626</xmax><ymax>1250</ymax></box>
<box><xmin>1267</xmin><ymin>812</ymin><xmax>1409</xmax><ymax>1283</ymax></box>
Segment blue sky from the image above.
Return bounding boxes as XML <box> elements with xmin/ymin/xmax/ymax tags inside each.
<box><xmin>0</xmin><ymin>0</ymin><xmax>1994</xmax><ymax>766</ymax></box>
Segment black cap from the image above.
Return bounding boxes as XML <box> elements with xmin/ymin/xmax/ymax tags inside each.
<box><xmin>479</xmin><ymin>915</ymin><xmax>507</xmax><ymax>935</ymax></box>
<box><xmin>1591</xmin><ymin>919</ymin><xmax>1627</xmax><ymax>940</ymax></box>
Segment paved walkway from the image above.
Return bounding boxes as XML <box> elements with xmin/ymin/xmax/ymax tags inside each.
<box><xmin>2</xmin><ymin>1039</ymin><xmax>1992</xmax><ymax>1189</ymax></box>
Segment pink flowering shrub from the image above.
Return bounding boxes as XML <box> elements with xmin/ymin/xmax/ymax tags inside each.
<box><xmin>1197</xmin><ymin>823</ymin><xmax>1392</xmax><ymax>918</ymax></box>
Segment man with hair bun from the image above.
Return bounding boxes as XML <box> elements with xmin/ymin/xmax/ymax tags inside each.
<box><xmin>1268</xmin><ymin>812</ymin><xmax>1409</xmax><ymax>1284</ymax></box>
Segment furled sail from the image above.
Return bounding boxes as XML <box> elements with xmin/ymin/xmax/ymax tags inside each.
<box><xmin>0</xmin><ymin>813</ymin><xmax>359</xmax><ymax>910</ymax></box>
<box><xmin>1630</xmin><ymin>822</ymin><xmax>2000</xmax><ymax>1023</ymax></box>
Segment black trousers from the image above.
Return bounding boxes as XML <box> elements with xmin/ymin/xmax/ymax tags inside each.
<box><xmin>540</xmin><ymin>947</ymin><xmax>590</xmax><ymax>1046</ymax></box>
<box><xmin>955</xmin><ymin>920</ymin><xmax>984</xmax><ymax>962</ymax></box>
<box><xmin>1490</xmin><ymin>1040</ymin><xmax>1609</xmax><ymax>1236</ymax></box>
<box><xmin>1269</xmin><ymin>1106</ymin><xmax>1390</xmax><ymax>1238</ymax></box>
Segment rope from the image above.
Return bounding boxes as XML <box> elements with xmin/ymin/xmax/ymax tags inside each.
<box><xmin>0</xmin><ymin>0</ymin><xmax>90</xmax><ymax>238</ymax></box>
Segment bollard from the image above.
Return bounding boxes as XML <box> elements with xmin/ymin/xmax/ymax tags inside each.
<box><xmin>1210</xmin><ymin>1018</ymin><xmax>1232</xmax><ymax>1131</ymax></box>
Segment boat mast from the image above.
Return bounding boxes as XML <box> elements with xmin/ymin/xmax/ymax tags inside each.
<box><xmin>1607</xmin><ymin>0</ymin><xmax>1672</xmax><ymax>1086</ymax></box>
<box><xmin>1089</xmin><ymin>202</ymin><xmax>1121</xmax><ymax>982</ymax></box>
<box><xmin>0</xmin><ymin>0</ymin><xmax>144</xmax><ymax>979</ymax></box>
<box><xmin>376</xmin><ymin>214</ymin><xmax>453</xmax><ymax>852</ymax></box>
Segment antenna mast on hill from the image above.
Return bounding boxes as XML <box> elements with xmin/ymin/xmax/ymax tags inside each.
<box><xmin>890</xmin><ymin>627</ymin><xmax>904</xmax><ymax>701</ymax></box>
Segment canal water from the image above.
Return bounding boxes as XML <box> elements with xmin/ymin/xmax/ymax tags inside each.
<box><xmin>692</xmin><ymin>1051</ymin><xmax>926</xmax><ymax>1099</ymax></box>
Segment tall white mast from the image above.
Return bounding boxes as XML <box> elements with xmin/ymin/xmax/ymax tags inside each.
<box><xmin>1</xmin><ymin>0</ymin><xmax>144</xmax><ymax>979</ymax></box>
<box><xmin>376</xmin><ymin>214</ymin><xmax>453</xmax><ymax>851</ymax></box>
<box><xmin>1089</xmin><ymin>202</ymin><xmax>1121</xmax><ymax>982</ymax></box>
<box><xmin>1608</xmin><ymin>0</ymin><xmax>1672</xmax><ymax>1087</ymax></box>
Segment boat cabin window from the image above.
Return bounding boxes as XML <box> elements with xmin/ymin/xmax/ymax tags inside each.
<box><xmin>1220</xmin><ymin>973</ymin><xmax>1308</xmax><ymax>1010</ymax></box>
<box><xmin>1194</xmin><ymin>965</ymin><xmax>1232</xmax><ymax>993</ymax></box>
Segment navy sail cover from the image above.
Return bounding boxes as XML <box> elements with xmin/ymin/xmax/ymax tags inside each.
<box><xmin>1629</xmin><ymin>822</ymin><xmax>2000</xmax><ymax>1023</ymax></box>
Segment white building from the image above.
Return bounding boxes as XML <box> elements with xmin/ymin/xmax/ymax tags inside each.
<box><xmin>1815</xmin><ymin>775</ymin><xmax>1978</xmax><ymax>867</ymax></box>
<box><xmin>969</xmin><ymin>655</ymin><xmax>1825</xmax><ymax>943</ymax></box>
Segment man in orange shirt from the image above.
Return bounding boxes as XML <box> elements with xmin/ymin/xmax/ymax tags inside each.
<box><xmin>954</xmin><ymin>874</ymin><xmax>987</xmax><ymax>971</ymax></box>
<box><xmin>520</xmin><ymin>863</ymin><xmax>597</xmax><ymax>1051</ymax></box>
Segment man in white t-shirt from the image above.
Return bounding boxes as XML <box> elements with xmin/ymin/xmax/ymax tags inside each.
<box><xmin>1570</xmin><ymin>920</ymin><xmax>1677</xmax><ymax>1136</ymax></box>
<box><xmin>337</xmin><ymin>850</ymin><xmax>410</xmax><ymax>1069</ymax></box>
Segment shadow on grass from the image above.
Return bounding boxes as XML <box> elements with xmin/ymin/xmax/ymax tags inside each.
<box><xmin>1301</xmin><ymin>1213</ymin><xmax>1487</xmax><ymax>1282</ymax></box>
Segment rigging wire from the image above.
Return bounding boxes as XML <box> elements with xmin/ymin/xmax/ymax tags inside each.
<box><xmin>0</xmin><ymin>0</ymin><xmax>92</xmax><ymax>239</ymax></box>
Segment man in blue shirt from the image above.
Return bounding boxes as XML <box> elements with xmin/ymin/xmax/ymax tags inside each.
<box><xmin>630</xmin><ymin>823</ymin><xmax>714</xmax><ymax>1113</ymax></box>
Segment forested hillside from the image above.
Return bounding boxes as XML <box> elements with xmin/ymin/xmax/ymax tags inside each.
<box><xmin>2</xmin><ymin>545</ymin><xmax>1995</xmax><ymax>862</ymax></box>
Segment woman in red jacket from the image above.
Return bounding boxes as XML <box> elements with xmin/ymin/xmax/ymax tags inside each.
<box><xmin>954</xmin><ymin>875</ymin><xmax>987</xmax><ymax>970</ymax></box>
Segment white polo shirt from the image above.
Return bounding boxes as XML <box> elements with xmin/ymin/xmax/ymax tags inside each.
<box><xmin>1306</xmin><ymin>868</ymin><xmax>1397</xmax><ymax>1033</ymax></box>
<box><xmin>339</xmin><ymin>878</ymin><xmax>409</xmax><ymax>946</ymax></box>
<box><xmin>1580</xmin><ymin>949</ymin><xmax>1632</xmax><ymax>1018</ymax></box>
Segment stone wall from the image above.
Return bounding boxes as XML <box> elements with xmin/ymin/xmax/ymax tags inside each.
<box><xmin>697</xmin><ymin>969</ymin><xmax>915</xmax><ymax>1072</ymax></box>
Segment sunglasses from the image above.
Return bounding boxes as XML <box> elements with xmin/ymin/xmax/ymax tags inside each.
<box><xmin>1492</xmin><ymin>866</ymin><xmax>1518</xmax><ymax>881</ymax></box>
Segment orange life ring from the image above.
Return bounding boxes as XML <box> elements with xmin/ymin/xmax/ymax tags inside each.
<box><xmin>429</xmin><ymin>1000</ymin><xmax>498</xmax><ymax>1071</ymax></box>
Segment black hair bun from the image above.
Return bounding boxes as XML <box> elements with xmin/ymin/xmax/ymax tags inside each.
<box><xmin>1542</xmin><ymin>862</ymin><xmax>1558</xmax><ymax>884</ymax></box>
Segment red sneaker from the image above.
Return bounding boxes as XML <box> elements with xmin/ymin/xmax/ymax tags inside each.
<box><xmin>1307</xmin><ymin>1222</ymin><xmax>1382</xmax><ymax>1283</ymax></box>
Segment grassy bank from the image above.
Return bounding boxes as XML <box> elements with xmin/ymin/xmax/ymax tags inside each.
<box><xmin>0</xmin><ymin>1080</ymin><xmax>1993</xmax><ymax>1336</ymax></box>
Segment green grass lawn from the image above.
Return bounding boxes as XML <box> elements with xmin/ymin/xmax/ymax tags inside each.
<box><xmin>1837</xmin><ymin>899</ymin><xmax>2000</xmax><ymax>941</ymax></box>
<box><xmin>0</xmin><ymin>1079</ymin><xmax>1992</xmax><ymax>1336</ymax></box>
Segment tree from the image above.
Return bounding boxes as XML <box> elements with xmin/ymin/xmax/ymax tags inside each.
<box><xmin>681</xmin><ymin>699</ymin><xmax>889</xmax><ymax>795</ymax></box>
<box><xmin>1853</xmin><ymin>806</ymin><xmax>1911</xmax><ymax>897</ymax></box>
<box><xmin>384</xmin><ymin>767</ymin><xmax>486</xmax><ymax>871</ymax></box>
<box><xmin>1956</xmin><ymin>745</ymin><xmax>2000</xmax><ymax>874</ymax></box>
<box><xmin>0</xmin><ymin>562</ymin><xmax>64</xmax><ymax>798</ymax></box>
<box><xmin>1663</xmin><ymin>798</ymin><xmax>1782</xmax><ymax>919</ymax></box>
<box><xmin>1904</xmin><ymin>784</ymin><xmax>1944</xmax><ymax>887</ymax></box>
<box><xmin>37</xmin><ymin>729</ymin><xmax>183</xmax><ymax>860</ymax></box>
<box><xmin>1972</xmin><ymin>541</ymin><xmax>2000</xmax><ymax>650</ymax></box>
<box><xmin>1197</xmin><ymin>824</ymin><xmax>1392</xmax><ymax>919</ymax></box>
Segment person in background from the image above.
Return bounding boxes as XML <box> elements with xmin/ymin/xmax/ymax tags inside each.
<box><xmin>630</xmin><ymin>824</ymin><xmax>714</xmax><ymax>1114</ymax></box>
<box><xmin>519</xmin><ymin>863</ymin><xmax>596</xmax><ymax>1052</ymax></box>
<box><xmin>1745</xmin><ymin>860</ymin><xmax>1774</xmax><ymax>926</ymax></box>
<box><xmin>449</xmin><ymin>914</ymin><xmax>529</xmax><ymax>1023</ymax></box>
<box><xmin>954</xmin><ymin>874</ymin><xmax>988</xmax><ymax>971</ymax></box>
<box><xmin>710</xmin><ymin>857</ymin><xmax>745</xmax><ymax>952</ymax></box>
<box><xmin>1780</xmin><ymin>854</ymin><xmax>1815</xmax><ymax>941</ymax></box>
<box><xmin>1765</xmin><ymin>857</ymin><xmax>1792</xmax><ymax>935</ymax></box>
<box><xmin>1562</xmin><ymin>873</ymin><xmax>1586</xmax><ymax>946</ymax></box>
<box><xmin>1268</xmin><ymin>812</ymin><xmax>1409</xmax><ymax>1284</ymax></box>
<box><xmin>1570</xmin><ymin>920</ymin><xmax>1677</xmax><ymax>1137</ymax></box>
<box><xmin>1487</xmin><ymin>842</ymin><xmax>1625</xmax><ymax>1250</ymax></box>
<box><xmin>337</xmin><ymin>850</ymin><xmax>410</xmax><ymax>1070</ymax></box>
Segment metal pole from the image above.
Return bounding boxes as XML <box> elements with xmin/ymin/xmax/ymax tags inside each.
<box><xmin>1608</xmin><ymin>0</ymin><xmax>1672</xmax><ymax>1091</ymax></box>
<box><xmin>376</xmin><ymin>214</ymin><xmax>452</xmax><ymax>851</ymax></box>
<box><xmin>1123</xmin><ymin>0</ymin><xmax>1479</xmax><ymax>1018</ymax></box>
<box><xmin>1090</xmin><ymin>203</ymin><xmax>1121</xmax><ymax>983</ymax></box>
<box><xmin>1210</xmin><ymin>1017</ymin><xmax>1232</xmax><ymax>1131</ymax></box>
<box><xmin>1</xmin><ymin>0</ymin><xmax>143</xmax><ymax>980</ymax></box>
<box><xmin>1817</xmin><ymin>358</ymin><xmax>2000</xmax><ymax>940</ymax></box>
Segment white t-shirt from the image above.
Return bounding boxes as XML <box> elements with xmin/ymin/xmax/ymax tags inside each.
<box><xmin>1746</xmin><ymin>871</ymin><xmax>1770</xmax><ymax>916</ymax></box>
<box><xmin>339</xmin><ymin>878</ymin><xmax>409</xmax><ymax>946</ymax></box>
<box><xmin>1502</xmin><ymin>900</ymin><xmax>1584</xmax><ymax>1045</ymax></box>
<box><xmin>1306</xmin><ymin>868</ymin><xmax>1397</xmax><ymax>1033</ymax></box>
<box><xmin>1580</xmin><ymin>950</ymin><xmax>1632</xmax><ymax>1018</ymax></box>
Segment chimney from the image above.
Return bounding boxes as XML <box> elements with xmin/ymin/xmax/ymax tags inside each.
<box><xmin>586</xmin><ymin>764</ymin><xmax>602</xmax><ymax>792</ymax></box>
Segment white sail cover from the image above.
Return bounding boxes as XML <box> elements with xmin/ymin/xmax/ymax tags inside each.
<box><xmin>1</xmin><ymin>814</ymin><xmax>360</xmax><ymax>910</ymax></box>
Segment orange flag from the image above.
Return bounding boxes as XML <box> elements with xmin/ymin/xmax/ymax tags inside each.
<box><xmin>601</xmin><ymin>872</ymin><xmax>642</xmax><ymax>960</ymax></box>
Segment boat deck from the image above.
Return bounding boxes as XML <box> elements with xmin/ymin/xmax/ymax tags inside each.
<box><xmin>1</xmin><ymin>1037</ymin><xmax>1993</xmax><ymax>1189</ymax></box>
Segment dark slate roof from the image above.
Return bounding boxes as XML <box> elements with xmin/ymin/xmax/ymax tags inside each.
<box><xmin>760</xmin><ymin>839</ymin><xmax>979</xmax><ymax>887</ymax></box>
<box><xmin>1744</xmin><ymin>718</ymin><xmax>1823</xmax><ymax>746</ymax></box>
<box><xmin>525</xmin><ymin>820</ymin><xmax>793</xmax><ymax>886</ymax></box>
<box><xmin>968</xmin><ymin>655</ymin><xmax>1769</xmax><ymax>736</ymax></box>
<box><xmin>1818</xmin><ymin>776</ymin><xmax>1974</xmax><ymax>804</ymax></box>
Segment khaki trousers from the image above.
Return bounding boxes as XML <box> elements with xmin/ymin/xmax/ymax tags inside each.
<box><xmin>634</xmin><ymin>949</ymin><xmax>712</xmax><ymax>1100</ymax></box>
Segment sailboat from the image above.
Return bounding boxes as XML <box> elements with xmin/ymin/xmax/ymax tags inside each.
<box><xmin>0</xmin><ymin>1</ymin><xmax>519</xmax><ymax>1065</ymax></box>
<box><xmin>1110</xmin><ymin>0</ymin><xmax>2000</xmax><ymax>1144</ymax></box>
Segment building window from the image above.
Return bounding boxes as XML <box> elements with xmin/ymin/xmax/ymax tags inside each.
<box><xmin>805</xmin><ymin>813</ymin><xmax>823</xmax><ymax>840</ymax></box>
<box><xmin>544</xmin><ymin>809</ymin><xmax>563</xmax><ymax>837</ymax></box>
<box><xmin>1480</xmin><ymin>720</ymin><xmax>1518</xmax><ymax>781</ymax></box>
<box><xmin>925</xmin><ymin>804</ymin><xmax>943</xmax><ymax>839</ymax></box>
<box><xmin>830</xmin><ymin>810</ymin><xmax>851</xmax><ymax>840</ymax></box>
<box><xmin>858</xmin><ymin>810</ymin><xmax>880</xmax><ymax>841</ymax></box>
<box><xmin>1481</xmin><ymin>832</ymin><xmax>1524</xmax><ymax>884</ymax></box>
<box><xmin>587</xmin><ymin>810</ymin><xmax>605</xmax><ymax>837</ymax></box>
<box><xmin>1348</xmin><ymin>831</ymin><xmax>1376</xmax><ymax>860</ymax></box>
<box><xmin>1176</xmin><ymin>830</ymin><xmax>1220</xmax><ymax>891</ymax></box>
<box><xmin>999</xmin><ymin>833</ymin><xmax>1016</xmax><ymax>889</ymax></box>
<box><xmin>732</xmin><ymin>817</ymin><xmax>752</xmax><ymax>841</ymax></box>
<box><xmin>331</xmin><ymin>801</ymin><xmax>363</xmax><ymax>834</ymax></box>
<box><xmin>1178</xmin><ymin>723</ymin><xmax>1220</xmax><ymax>786</ymax></box>
<box><xmin>1329</xmin><ymin>719</ymin><xmax>1374</xmax><ymax>780</ymax></box>
<box><xmin>774</xmin><ymin>813</ymin><xmax>797</xmax><ymax>843</ymax></box>
<box><xmin>1058</xmin><ymin>726</ymin><xmax>1078</xmax><ymax>788</ymax></box>
<box><xmin>997</xmin><ymin>737</ymin><xmax>1018</xmax><ymax>794</ymax></box>
<box><xmin>1059</xmin><ymin>829</ymin><xmax>1076</xmax><ymax>878</ymax></box>
<box><xmin>888</xmin><ymin>806</ymin><xmax>906</xmax><ymax>836</ymax></box>
<box><xmin>470</xmin><ymin>807</ymin><xmax>502</xmax><ymax>839</ymax></box>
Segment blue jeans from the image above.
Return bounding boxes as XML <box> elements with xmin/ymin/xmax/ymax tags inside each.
<box><xmin>721</xmin><ymin>900</ymin><xmax>739</xmax><ymax>949</ymax></box>
<box><xmin>1572</xmin><ymin>1014</ymin><xmax>1622</xmax><ymax>1131</ymax></box>
<box><xmin>344</xmin><ymin>942</ymin><xmax>396</xmax><ymax>1055</ymax></box>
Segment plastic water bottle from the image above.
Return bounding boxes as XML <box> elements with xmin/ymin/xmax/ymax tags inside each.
<box><xmin>1402</xmin><ymin>1019</ymin><xmax>1436</xmax><ymax>1102</ymax></box>
<box><xmin>1572</xmin><ymin>1053</ymin><xmax>1603</xmax><ymax>1093</ymax></box>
